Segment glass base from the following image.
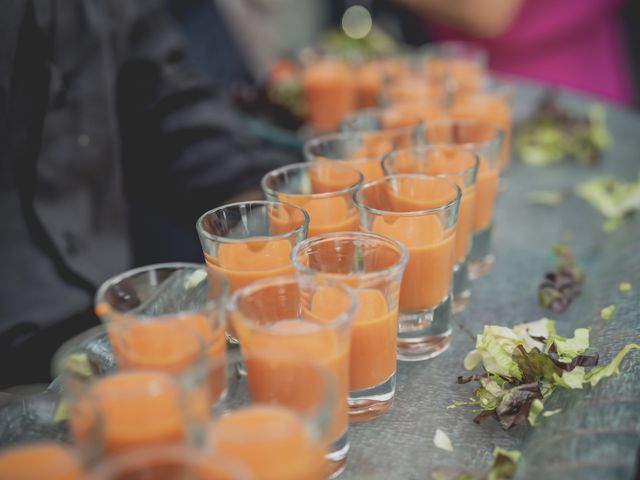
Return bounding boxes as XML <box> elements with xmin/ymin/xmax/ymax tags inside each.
<box><xmin>452</xmin><ymin>257</ymin><xmax>471</xmax><ymax>314</ymax></box>
<box><xmin>397</xmin><ymin>294</ymin><xmax>452</xmax><ymax>361</ymax></box>
<box><xmin>348</xmin><ymin>373</ymin><xmax>395</xmax><ymax>423</ymax></box>
<box><xmin>469</xmin><ymin>224</ymin><xmax>494</xmax><ymax>280</ymax></box>
<box><xmin>326</xmin><ymin>428</ymin><xmax>349</xmax><ymax>479</ymax></box>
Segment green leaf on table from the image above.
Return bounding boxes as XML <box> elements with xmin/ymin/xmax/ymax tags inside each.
<box><xmin>552</xmin><ymin>367</ymin><xmax>586</xmax><ymax>389</ymax></box>
<box><xmin>619</xmin><ymin>282</ymin><xmax>632</xmax><ymax>293</ymax></box>
<box><xmin>585</xmin><ymin>344</ymin><xmax>640</xmax><ymax>386</ymax></box>
<box><xmin>527</xmin><ymin>190</ymin><xmax>568</xmax><ymax>206</ymax></box>
<box><xmin>527</xmin><ymin>398</ymin><xmax>545</xmax><ymax>426</ymax></box>
<box><xmin>542</xmin><ymin>408</ymin><xmax>562</xmax><ymax>417</ymax></box>
<box><xmin>548</xmin><ymin>328</ymin><xmax>590</xmax><ymax>360</ymax></box>
<box><xmin>575</xmin><ymin>175</ymin><xmax>640</xmax><ymax>231</ymax></box>
<box><xmin>600</xmin><ymin>304</ymin><xmax>616</xmax><ymax>321</ymax></box>
<box><xmin>433</xmin><ymin>428</ymin><xmax>454</xmax><ymax>452</ymax></box>
<box><xmin>486</xmin><ymin>448</ymin><xmax>521</xmax><ymax>480</ymax></box>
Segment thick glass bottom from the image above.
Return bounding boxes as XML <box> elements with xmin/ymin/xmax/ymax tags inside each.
<box><xmin>397</xmin><ymin>294</ymin><xmax>452</xmax><ymax>361</ymax></box>
<box><xmin>348</xmin><ymin>373</ymin><xmax>395</xmax><ymax>422</ymax></box>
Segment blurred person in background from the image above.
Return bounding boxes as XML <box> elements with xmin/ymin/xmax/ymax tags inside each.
<box><xmin>393</xmin><ymin>0</ymin><xmax>636</xmax><ymax>105</ymax></box>
<box><xmin>0</xmin><ymin>0</ymin><xmax>297</xmax><ymax>387</ymax></box>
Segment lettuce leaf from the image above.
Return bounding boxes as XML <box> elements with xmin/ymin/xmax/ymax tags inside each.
<box><xmin>585</xmin><ymin>344</ymin><xmax>640</xmax><ymax>386</ymax></box>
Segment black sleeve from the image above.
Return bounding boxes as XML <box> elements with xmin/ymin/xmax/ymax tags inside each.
<box><xmin>116</xmin><ymin>0</ymin><xmax>298</xmax><ymax>227</ymax></box>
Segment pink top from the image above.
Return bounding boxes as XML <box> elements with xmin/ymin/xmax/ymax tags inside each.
<box><xmin>427</xmin><ymin>0</ymin><xmax>634</xmax><ymax>105</ymax></box>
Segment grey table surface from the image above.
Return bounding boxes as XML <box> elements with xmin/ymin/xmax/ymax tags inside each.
<box><xmin>343</xmin><ymin>83</ymin><xmax>640</xmax><ymax>480</ymax></box>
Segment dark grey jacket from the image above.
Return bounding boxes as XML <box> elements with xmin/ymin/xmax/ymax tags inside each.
<box><xmin>0</xmin><ymin>0</ymin><xmax>293</xmax><ymax>348</ymax></box>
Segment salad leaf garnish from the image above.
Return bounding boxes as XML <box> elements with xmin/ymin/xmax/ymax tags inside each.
<box><xmin>600</xmin><ymin>304</ymin><xmax>616</xmax><ymax>321</ymax></box>
<box><xmin>454</xmin><ymin>319</ymin><xmax>640</xmax><ymax>429</ymax></box>
<box><xmin>538</xmin><ymin>244</ymin><xmax>583</xmax><ymax>312</ymax></box>
<box><xmin>575</xmin><ymin>175</ymin><xmax>640</xmax><ymax>232</ymax></box>
<box><xmin>619</xmin><ymin>282</ymin><xmax>632</xmax><ymax>293</ymax></box>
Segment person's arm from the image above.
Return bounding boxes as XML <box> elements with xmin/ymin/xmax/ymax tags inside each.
<box><xmin>392</xmin><ymin>0</ymin><xmax>523</xmax><ymax>38</ymax></box>
<box><xmin>117</xmin><ymin>0</ymin><xmax>298</xmax><ymax>228</ymax></box>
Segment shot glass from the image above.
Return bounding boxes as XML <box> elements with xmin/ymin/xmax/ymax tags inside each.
<box><xmin>84</xmin><ymin>444</ymin><xmax>251</xmax><ymax>480</ymax></box>
<box><xmin>421</xmin><ymin>41</ymin><xmax>488</xmax><ymax>95</ymax></box>
<box><xmin>196</xmin><ymin>200</ymin><xmax>309</xmax><ymax>342</ymax></box>
<box><xmin>355</xmin><ymin>57</ymin><xmax>412</xmax><ymax>108</ymax></box>
<box><xmin>301</xmin><ymin>57</ymin><xmax>357</xmax><ymax>132</ymax></box>
<box><xmin>261</xmin><ymin>162</ymin><xmax>363</xmax><ymax>237</ymax></box>
<box><xmin>450</xmin><ymin>84</ymin><xmax>513</xmax><ymax>171</ymax></box>
<box><xmin>291</xmin><ymin>232</ymin><xmax>408</xmax><ymax>421</ymax></box>
<box><xmin>378</xmin><ymin>75</ymin><xmax>446</xmax><ymax>106</ymax></box>
<box><xmin>0</xmin><ymin>442</ymin><xmax>83</xmax><ymax>480</ymax></box>
<box><xmin>52</xmin><ymin>325</ymin><xmax>210</xmax><ymax>461</ymax></box>
<box><xmin>95</xmin><ymin>263</ymin><xmax>227</xmax><ymax>379</ymax></box>
<box><xmin>354</xmin><ymin>174</ymin><xmax>460</xmax><ymax>361</ymax></box>
<box><xmin>304</xmin><ymin>129</ymin><xmax>419</xmax><ymax>183</ymax></box>
<box><xmin>340</xmin><ymin>102</ymin><xmax>446</xmax><ymax>132</ymax></box>
<box><xmin>382</xmin><ymin>145</ymin><xmax>479</xmax><ymax>313</ymax></box>
<box><xmin>421</xmin><ymin>119</ymin><xmax>504</xmax><ymax>278</ymax></box>
<box><xmin>207</xmin><ymin>351</ymin><xmax>337</xmax><ymax>480</ymax></box>
<box><xmin>227</xmin><ymin>275</ymin><xmax>356</xmax><ymax>477</ymax></box>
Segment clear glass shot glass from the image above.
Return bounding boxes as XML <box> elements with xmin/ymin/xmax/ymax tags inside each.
<box><xmin>0</xmin><ymin>441</ymin><xmax>83</xmax><ymax>480</ymax></box>
<box><xmin>227</xmin><ymin>275</ymin><xmax>356</xmax><ymax>477</ymax></box>
<box><xmin>304</xmin><ymin>129</ymin><xmax>419</xmax><ymax>183</ymax></box>
<box><xmin>291</xmin><ymin>232</ymin><xmax>408</xmax><ymax>422</ymax></box>
<box><xmin>449</xmin><ymin>84</ymin><xmax>514</xmax><ymax>171</ymax></box>
<box><xmin>354</xmin><ymin>174</ymin><xmax>460</xmax><ymax>361</ymax></box>
<box><xmin>301</xmin><ymin>57</ymin><xmax>357</xmax><ymax>133</ymax></box>
<box><xmin>340</xmin><ymin>104</ymin><xmax>444</xmax><ymax>133</ymax></box>
<box><xmin>52</xmin><ymin>325</ymin><xmax>210</xmax><ymax>462</ymax></box>
<box><xmin>207</xmin><ymin>351</ymin><xmax>337</xmax><ymax>480</ymax></box>
<box><xmin>84</xmin><ymin>444</ymin><xmax>251</xmax><ymax>480</ymax></box>
<box><xmin>95</xmin><ymin>263</ymin><xmax>227</xmax><ymax>384</ymax></box>
<box><xmin>382</xmin><ymin>145</ymin><xmax>479</xmax><ymax>314</ymax></box>
<box><xmin>420</xmin><ymin>119</ymin><xmax>504</xmax><ymax>279</ymax></box>
<box><xmin>261</xmin><ymin>162</ymin><xmax>363</xmax><ymax>237</ymax></box>
<box><xmin>196</xmin><ymin>201</ymin><xmax>309</xmax><ymax>342</ymax></box>
<box><xmin>420</xmin><ymin>41</ymin><xmax>488</xmax><ymax>95</ymax></box>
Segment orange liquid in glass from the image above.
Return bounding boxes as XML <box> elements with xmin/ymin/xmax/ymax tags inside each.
<box><xmin>0</xmin><ymin>443</ymin><xmax>82</xmax><ymax>480</ymax></box>
<box><xmin>70</xmin><ymin>372</ymin><xmax>187</xmax><ymax>454</ymax></box>
<box><xmin>209</xmin><ymin>405</ymin><xmax>325</xmax><ymax>480</ymax></box>
<box><xmin>349</xmin><ymin>290</ymin><xmax>396</xmax><ymax>390</ymax></box>
<box><xmin>451</xmin><ymin>94</ymin><xmax>511</xmax><ymax>169</ymax></box>
<box><xmin>473</xmin><ymin>157</ymin><xmax>499</xmax><ymax>231</ymax></box>
<box><xmin>302</xmin><ymin>60</ymin><xmax>356</xmax><ymax>132</ymax></box>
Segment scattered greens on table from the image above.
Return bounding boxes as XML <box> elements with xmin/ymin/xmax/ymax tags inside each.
<box><xmin>431</xmin><ymin>447</ymin><xmax>521</xmax><ymax>480</ymax></box>
<box><xmin>515</xmin><ymin>92</ymin><xmax>610</xmax><ymax>166</ymax></box>
<box><xmin>575</xmin><ymin>175</ymin><xmax>640</xmax><ymax>231</ymax></box>
<box><xmin>451</xmin><ymin>318</ymin><xmax>639</xmax><ymax>430</ymax></box>
<box><xmin>538</xmin><ymin>244</ymin><xmax>583</xmax><ymax>313</ymax></box>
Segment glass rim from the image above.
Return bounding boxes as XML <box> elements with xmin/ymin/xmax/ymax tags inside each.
<box><xmin>83</xmin><ymin>443</ymin><xmax>251</xmax><ymax>480</ymax></box>
<box><xmin>381</xmin><ymin>144</ymin><xmax>480</xmax><ymax>180</ymax></box>
<box><xmin>94</xmin><ymin>262</ymin><xmax>227</xmax><ymax>320</ymax></box>
<box><xmin>227</xmin><ymin>274</ymin><xmax>358</xmax><ymax>332</ymax></box>
<box><xmin>209</xmin><ymin>350</ymin><xmax>336</xmax><ymax>441</ymax></box>
<box><xmin>354</xmin><ymin>173</ymin><xmax>462</xmax><ymax>217</ymax></box>
<box><xmin>421</xmin><ymin>118</ymin><xmax>505</xmax><ymax>151</ymax></box>
<box><xmin>196</xmin><ymin>200</ymin><xmax>310</xmax><ymax>244</ymax></box>
<box><xmin>261</xmin><ymin>162</ymin><xmax>363</xmax><ymax>200</ymax></box>
<box><xmin>337</xmin><ymin>108</ymin><xmax>426</xmax><ymax>135</ymax></box>
<box><xmin>290</xmin><ymin>231</ymin><xmax>409</xmax><ymax>281</ymax></box>
<box><xmin>304</xmin><ymin>128</ymin><xmax>418</xmax><ymax>163</ymax></box>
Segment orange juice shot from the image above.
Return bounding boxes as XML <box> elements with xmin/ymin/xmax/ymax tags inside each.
<box><xmin>227</xmin><ymin>277</ymin><xmax>355</xmax><ymax>477</ymax></box>
<box><xmin>197</xmin><ymin>201</ymin><xmax>309</xmax><ymax>341</ymax></box>
<box><xmin>301</xmin><ymin>58</ymin><xmax>356</xmax><ymax>132</ymax></box>
<box><xmin>304</xmin><ymin>129</ymin><xmax>421</xmax><ymax>183</ymax></box>
<box><xmin>94</xmin><ymin>263</ymin><xmax>227</xmax><ymax>399</ymax></box>
<box><xmin>206</xmin><ymin>353</ymin><xmax>335</xmax><ymax>480</ymax></box>
<box><xmin>261</xmin><ymin>162</ymin><xmax>363</xmax><ymax>237</ymax></box>
<box><xmin>382</xmin><ymin>145</ymin><xmax>479</xmax><ymax>313</ymax></box>
<box><xmin>0</xmin><ymin>442</ymin><xmax>83</xmax><ymax>480</ymax></box>
<box><xmin>422</xmin><ymin>41</ymin><xmax>488</xmax><ymax>95</ymax></box>
<box><xmin>421</xmin><ymin>119</ymin><xmax>505</xmax><ymax>279</ymax></box>
<box><xmin>292</xmin><ymin>232</ymin><xmax>408</xmax><ymax>421</ymax></box>
<box><xmin>451</xmin><ymin>87</ymin><xmax>513</xmax><ymax>170</ymax></box>
<box><xmin>52</xmin><ymin>325</ymin><xmax>211</xmax><ymax>459</ymax></box>
<box><xmin>84</xmin><ymin>444</ymin><xmax>251</xmax><ymax>480</ymax></box>
<box><xmin>355</xmin><ymin>175</ymin><xmax>461</xmax><ymax>361</ymax></box>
